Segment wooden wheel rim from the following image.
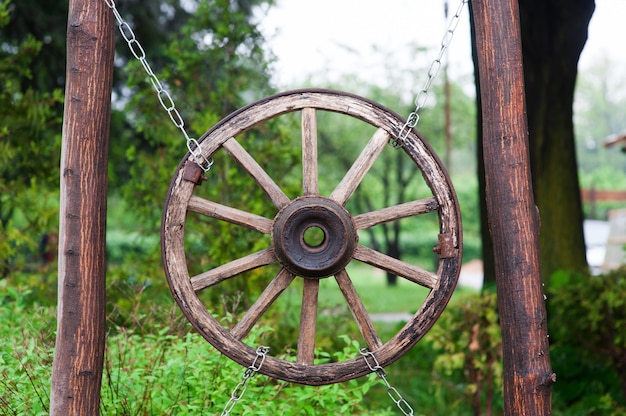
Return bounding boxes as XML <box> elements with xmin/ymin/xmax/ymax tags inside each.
<box><xmin>162</xmin><ymin>89</ymin><xmax>462</xmax><ymax>385</ymax></box>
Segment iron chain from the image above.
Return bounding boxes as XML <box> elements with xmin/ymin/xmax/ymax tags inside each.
<box><xmin>360</xmin><ymin>348</ymin><xmax>415</xmax><ymax>416</ymax></box>
<box><xmin>104</xmin><ymin>0</ymin><xmax>213</xmax><ymax>172</ymax></box>
<box><xmin>392</xmin><ymin>0</ymin><xmax>469</xmax><ymax>148</ymax></box>
<box><xmin>221</xmin><ymin>346</ymin><xmax>270</xmax><ymax>415</ymax></box>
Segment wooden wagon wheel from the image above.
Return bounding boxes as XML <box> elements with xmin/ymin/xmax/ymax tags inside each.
<box><xmin>162</xmin><ymin>89</ymin><xmax>462</xmax><ymax>386</ymax></box>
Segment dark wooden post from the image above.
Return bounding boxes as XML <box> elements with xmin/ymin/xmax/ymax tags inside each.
<box><xmin>470</xmin><ymin>0</ymin><xmax>555</xmax><ymax>414</ymax></box>
<box><xmin>50</xmin><ymin>0</ymin><xmax>114</xmax><ymax>414</ymax></box>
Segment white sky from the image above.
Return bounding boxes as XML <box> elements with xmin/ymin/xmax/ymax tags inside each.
<box><xmin>257</xmin><ymin>0</ymin><xmax>626</xmax><ymax>88</ymax></box>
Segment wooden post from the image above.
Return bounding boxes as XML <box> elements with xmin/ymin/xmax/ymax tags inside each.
<box><xmin>50</xmin><ymin>0</ymin><xmax>114</xmax><ymax>414</ymax></box>
<box><xmin>470</xmin><ymin>0</ymin><xmax>555</xmax><ymax>414</ymax></box>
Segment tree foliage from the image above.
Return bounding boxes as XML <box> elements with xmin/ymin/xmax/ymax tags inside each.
<box><xmin>549</xmin><ymin>267</ymin><xmax>626</xmax><ymax>412</ymax></box>
<box><xmin>0</xmin><ymin>0</ymin><xmax>63</xmax><ymax>277</ymax></box>
<box><xmin>430</xmin><ymin>291</ymin><xmax>503</xmax><ymax>416</ymax></box>
<box><xmin>0</xmin><ymin>0</ymin><xmax>284</xmax><ymax>311</ymax></box>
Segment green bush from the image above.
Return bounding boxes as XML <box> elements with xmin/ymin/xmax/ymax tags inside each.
<box><xmin>549</xmin><ymin>267</ymin><xmax>626</xmax><ymax>414</ymax></box>
<box><xmin>427</xmin><ymin>291</ymin><xmax>503</xmax><ymax>415</ymax></box>
<box><xmin>361</xmin><ymin>291</ymin><xmax>504</xmax><ymax>416</ymax></box>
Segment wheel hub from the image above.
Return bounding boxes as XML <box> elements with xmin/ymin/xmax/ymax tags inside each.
<box><xmin>272</xmin><ymin>196</ymin><xmax>358</xmax><ymax>278</ymax></box>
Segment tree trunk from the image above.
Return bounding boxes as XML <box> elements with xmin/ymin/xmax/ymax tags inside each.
<box><xmin>50</xmin><ymin>0</ymin><xmax>114</xmax><ymax>414</ymax></box>
<box><xmin>471</xmin><ymin>0</ymin><xmax>555</xmax><ymax>414</ymax></box>
<box><xmin>518</xmin><ymin>0</ymin><xmax>594</xmax><ymax>283</ymax></box>
<box><xmin>477</xmin><ymin>0</ymin><xmax>595</xmax><ymax>288</ymax></box>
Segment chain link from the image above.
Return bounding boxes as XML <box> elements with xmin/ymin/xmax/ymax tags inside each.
<box><xmin>221</xmin><ymin>346</ymin><xmax>270</xmax><ymax>415</ymax></box>
<box><xmin>360</xmin><ymin>348</ymin><xmax>415</xmax><ymax>416</ymax></box>
<box><xmin>104</xmin><ymin>0</ymin><xmax>213</xmax><ymax>172</ymax></box>
<box><xmin>391</xmin><ymin>0</ymin><xmax>469</xmax><ymax>148</ymax></box>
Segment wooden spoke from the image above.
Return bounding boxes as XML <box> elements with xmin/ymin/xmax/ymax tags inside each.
<box><xmin>353</xmin><ymin>245</ymin><xmax>438</xmax><ymax>289</ymax></box>
<box><xmin>335</xmin><ymin>269</ymin><xmax>382</xmax><ymax>350</ymax></box>
<box><xmin>302</xmin><ymin>107</ymin><xmax>318</xmax><ymax>195</ymax></box>
<box><xmin>222</xmin><ymin>137</ymin><xmax>291</xmax><ymax>209</ymax></box>
<box><xmin>191</xmin><ymin>248</ymin><xmax>276</xmax><ymax>291</ymax></box>
<box><xmin>231</xmin><ymin>268</ymin><xmax>296</xmax><ymax>340</ymax></box>
<box><xmin>329</xmin><ymin>128</ymin><xmax>390</xmax><ymax>205</ymax></box>
<box><xmin>297</xmin><ymin>278</ymin><xmax>320</xmax><ymax>365</ymax></box>
<box><xmin>188</xmin><ymin>195</ymin><xmax>273</xmax><ymax>234</ymax></box>
<box><xmin>353</xmin><ymin>197</ymin><xmax>439</xmax><ymax>230</ymax></box>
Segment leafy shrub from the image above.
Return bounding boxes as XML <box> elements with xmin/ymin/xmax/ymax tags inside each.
<box><xmin>427</xmin><ymin>291</ymin><xmax>503</xmax><ymax>415</ymax></box>
<box><xmin>549</xmin><ymin>267</ymin><xmax>626</xmax><ymax>414</ymax></box>
<box><xmin>0</xmin><ymin>0</ymin><xmax>63</xmax><ymax>283</ymax></box>
<box><xmin>364</xmin><ymin>291</ymin><xmax>504</xmax><ymax>416</ymax></box>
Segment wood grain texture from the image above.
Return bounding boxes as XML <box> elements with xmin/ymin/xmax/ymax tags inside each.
<box><xmin>297</xmin><ymin>279</ymin><xmax>320</xmax><ymax>365</ymax></box>
<box><xmin>191</xmin><ymin>248</ymin><xmax>276</xmax><ymax>291</ymax></box>
<box><xmin>353</xmin><ymin>197</ymin><xmax>438</xmax><ymax>230</ymax></box>
<box><xmin>222</xmin><ymin>137</ymin><xmax>290</xmax><ymax>209</ymax></box>
<box><xmin>301</xmin><ymin>107</ymin><xmax>319</xmax><ymax>195</ymax></box>
<box><xmin>472</xmin><ymin>0</ymin><xmax>554</xmax><ymax>413</ymax></box>
<box><xmin>335</xmin><ymin>269</ymin><xmax>382</xmax><ymax>350</ymax></box>
<box><xmin>50</xmin><ymin>1</ymin><xmax>114</xmax><ymax>414</ymax></box>
<box><xmin>353</xmin><ymin>245</ymin><xmax>438</xmax><ymax>288</ymax></box>
<box><xmin>188</xmin><ymin>195</ymin><xmax>273</xmax><ymax>234</ymax></box>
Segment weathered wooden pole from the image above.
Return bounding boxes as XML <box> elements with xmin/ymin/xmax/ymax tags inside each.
<box><xmin>50</xmin><ymin>0</ymin><xmax>114</xmax><ymax>414</ymax></box>
<box><xmin>470</xmin><ymin>0</ymin><xmax>555</xmax><ymax>414</ymax></box>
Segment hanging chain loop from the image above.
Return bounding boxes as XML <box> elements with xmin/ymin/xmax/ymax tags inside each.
<box><xmin>360</xmin><ymin>348</ymin><xmax>415</xmax><ymax>416</ymax></box>
<box><xmin>221</xmin><ymin>346</ymin><xmax>270</xmax><ymax>415</ymax></box>
<box><xmin>104</xmin><ymin>0</ymin><xmax>213</xmax><ymax>172</ymax></box>
<box><xmin>391</xmin><ymin>0</ymin><xmax>469</xmax><ymax>148</ymax></box>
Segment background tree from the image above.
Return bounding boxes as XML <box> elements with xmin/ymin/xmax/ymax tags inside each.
<box><xmin>477</xmin><ymin>0</ymin><xmax>595</xmax><ymax>286</ymax></box>
<box><xmin>520</xmin><ymin>0</ymin><xmax>595</xmax><ymax>283</ymax></box>
<box><xmin>0</xmin><ymin>0</ymin><xmax>63</xmax><ymax>278</ymax></box>
<box><xmin>1</xmin><ymin>0</ymin><xmax>192</xmax><ymax>93</ymax></box>
<box><xmin>0</xmin><ymin>0</ymin><xmax>189</xmax><ymax>281</ymax></box>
